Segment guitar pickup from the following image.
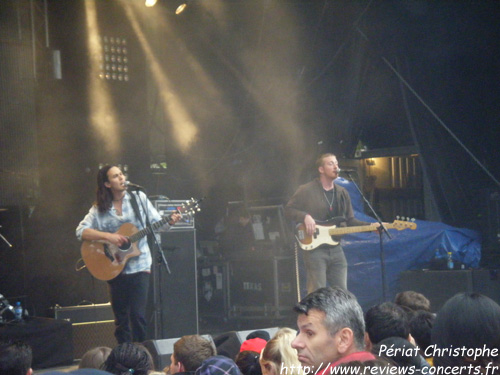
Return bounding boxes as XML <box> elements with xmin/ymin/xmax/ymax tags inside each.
<box><xmin>297</xmin><ymin>230</ymin><xmax>305</xmax><ymax>240</ymax></box>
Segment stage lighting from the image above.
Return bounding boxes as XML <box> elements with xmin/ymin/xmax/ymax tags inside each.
<box><xmin>145</xmin><ymin>0</ymin><xmax>157</xmax><ymax>7</ymax></box>
<box><xmin>99</xmin><ymin>36</ymin><xmax>129</xmax><ymax>82</ymax></box>
<box><xmin>175</xmin><ymin>3</ymin><xmax>187</xmax><ymax>14</ymax></box>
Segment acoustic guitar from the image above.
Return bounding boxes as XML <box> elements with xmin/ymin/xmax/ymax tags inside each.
<box><xmin>81</xmin><ymin>198</ymin><xmax>202</xmax><ymax>281</ymax></box>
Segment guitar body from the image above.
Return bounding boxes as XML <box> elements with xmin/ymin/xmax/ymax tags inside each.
<box><xmin>81</xmin><ymin>223</ymin><xmax>141</xmax><ymax>281</ymax></box>
<box><xmin>296</xmin><ymin>222</ymin><xmax>340</xmax><ymax>251</ymax></box>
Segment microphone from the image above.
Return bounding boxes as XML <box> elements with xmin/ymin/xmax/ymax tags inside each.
<box><xmin>125</xmin><ymin>181</ymin><xmax>146</xmax><ymax>190</ymax></box>
<box><xmin>339</xmin><ymin>168</ymin><xmax>357</xmax><ymax>173</ymax></box>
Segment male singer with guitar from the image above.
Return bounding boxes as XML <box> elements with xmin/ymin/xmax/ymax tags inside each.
<box><xmin>285</xmin><ymin>153</ymin><xmax>379</xmax><ymax>294</ymax></box>
<box><xmin>76</xmin><ymin>165</ymin><xmax>181</xmax><ymax>343</ymax></box>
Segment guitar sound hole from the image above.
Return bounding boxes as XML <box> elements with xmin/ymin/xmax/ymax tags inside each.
<box><xmin>119</xmin><ymin>239</ymin><xmax>131</xmax><ymax>251</ymax></box>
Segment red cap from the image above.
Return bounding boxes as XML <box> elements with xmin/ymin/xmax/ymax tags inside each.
<box><xmin>239</xmin><ymin>338</ymin><xmax>267</xmax><ymax>353</ymax></box>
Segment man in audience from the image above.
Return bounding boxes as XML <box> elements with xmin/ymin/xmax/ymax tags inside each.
<box><xmin>408</xmin><ymin>310</ymin><xmax>435</xmax><ymax>364</ymax></box>
<box><xmin>195</xmin><ymin>356</ymin><xmax>241</xmax><ymax>375</ymax></box>
<box><xmin>0</xmin><ymin>340</ymin><xmax>33</xmax><ymax>375</ymax></box>
<box><xmin>394</xmin><ymin>291</ymin><xmax>431</xmax><ymax>314</ymax></box>
<box><xmin>291</xmin><ymin>287</ymin><xmax>375</xmax><ymax>374</ymax></box>
<box><xmin>167</xmin><ymin>335</ymin><xmax>217</xmax><ymax>375</ymax></box>
<box><xmin>364</xmin><ymin>302</ymin><xmax>414</xmax><ymax>351</ymax></box>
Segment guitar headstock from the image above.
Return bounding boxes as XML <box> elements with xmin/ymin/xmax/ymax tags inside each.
<box><xmin>178</xmin><ymin>197</ymin><xmax>203</xmax><ymax>216</ymax></box>
<box><xmin>392</xmin><ymin>217</ymin><xmax>417</xmax><ymax>230</ymax></box>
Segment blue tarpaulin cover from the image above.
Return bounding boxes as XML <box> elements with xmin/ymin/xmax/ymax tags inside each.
<box><xmin>302</xmin><ymin>177</ymin><xmax>482</xmax><ymax>311</ymax></box>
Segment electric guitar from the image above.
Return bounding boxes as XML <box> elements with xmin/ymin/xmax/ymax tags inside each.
<box><xmin>81</xmin><ymin>198</ymin><xmax>202</xmax><ymax>281</ymax></box>
<box><xmin>295</xmin><ymin>219</ymin><xmax>417</xmax><ymax>251</ymax></box>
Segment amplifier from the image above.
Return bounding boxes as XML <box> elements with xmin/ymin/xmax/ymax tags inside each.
<box><xmin>52</xmin><ymin>303</ymin><xmax>114</xmax><ymax>323</ymax></box>
<box><xmin>52</xmin><ymin>303</ymin><xmax>116</xmax><ymax>359</ymax></box>
<box><xmin>72</xmin><ymin>321</ymin><xmax>116</xmax><ymax>359</ymax></box>
<box><xmin>152</xmin><ymin>199</ymin><xmax>195</xmax><ymax>229</ymax></box>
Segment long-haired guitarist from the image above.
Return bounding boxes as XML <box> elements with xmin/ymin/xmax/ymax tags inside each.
<box><xmin>76</xmin><ymin>165</ymin><xmax>181</xmax><ymax>343</ymax></box>
<box><xmin>285</xmin><ymin>153</ymin><xmax>379</xmax><ymax>294</ymax></box>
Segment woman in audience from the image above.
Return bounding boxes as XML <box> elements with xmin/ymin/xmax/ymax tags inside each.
<box><xmin>260</xmin><ymin>328</ymin><xmax>301</xmax><ymax>375</ymax></box>
<box><xmin>102</xmin><ymin>342</ymin><xmax>155</xmax><ymax>375</ymax></box>
<box><xmin>79</xmin><ymin>346</ymin><xmax>112</xmax><ymax>370</ymax></box>
<box><xmin>431</xmin><ymin>292</ymin><xmax>500</xmax><ymax>373</ymax></box>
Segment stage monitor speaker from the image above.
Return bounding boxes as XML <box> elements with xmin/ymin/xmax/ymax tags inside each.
<box><xmin>471</xmin><ymin>269</ymin><xmax>500</xmax><ymax>305</ymax></box>
<box><xmin>213</xmin><ymin>327</ymin><xmax>279</xmax><ymax>360</ymax></box>
<box><xmin>147</xmin><ymin>229</ymin><xmax>198</xmax><ymax>339</ymax></box>
<box><xmin>399</xmin><ymin>270</ymin><xmax>474</xmax><ymax>312</ymax></box>
<box><xmin>144</xmin><ymin>334</ymin><xmax>214</xmax><ymax>372</ymax></box>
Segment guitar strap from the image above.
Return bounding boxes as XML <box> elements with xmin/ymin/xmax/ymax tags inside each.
<box><xmin>129</xmin><ymin>191</ymin><xmax>146</xmax><ymax>228</ymax></box>
<box><xmin>129</xmin><ymin>191</ymin><xmax>155</xmax><ymax>250</ymax></box>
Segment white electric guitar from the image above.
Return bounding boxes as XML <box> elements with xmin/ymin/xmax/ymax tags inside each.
<box><xmin>295</xmin><ymin>219</ymin><xmax>417</xmax><ymax>251</ymax></box>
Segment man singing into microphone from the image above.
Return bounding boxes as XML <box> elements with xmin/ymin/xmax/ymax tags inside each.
<box><xmin>76</xmin><ymin>165</ymin><xmax>181</xmax><ymax>343</ymax></box>
<box><xmin>285</xmin><ymin>153</ymin><xmax>378</xmax><ymax>293</ymax></box>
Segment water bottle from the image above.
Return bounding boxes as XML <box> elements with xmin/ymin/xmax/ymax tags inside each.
<box><xmin>447</xmin><ymin>252</ymin><xmax>454</xmax><ymax>270</ymax></box>
<box><xmin>14</xmin><ymin>301</ymin><xmax>23</xmax><ymax>321</ymax></box>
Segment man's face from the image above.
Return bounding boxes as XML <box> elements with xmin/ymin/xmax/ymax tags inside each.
<box><xmin>167</xmin><ymin>353</ymin><xmax>180</xmax><ymax>375</ymax></box>
<box><xmin>319</xmin><ymin>155</ymin><xmax>339</xmax><ymax>180</ymax></box>
<box><xmin>291</xmin><ymin>309</ymin><xmax>340</xmax><ymax>371</ymax></box>
<box><xmin>105</xmin><ymin>166</ymin><xmax>126</xmax><ymax>192</ymax></box>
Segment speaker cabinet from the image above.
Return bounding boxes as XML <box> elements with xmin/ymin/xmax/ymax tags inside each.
<box><xmin>229</xmin><ymin>256</ymin><xmax>297</xmax><ymax>317</ymax></box>
<box><xmin>143</xmin><ymin>337</ymin><xmax>177</xmax><ymax>372</ymax></box>
<box><xmin>198</xmin><ymin>260</ymin><xmax>229</xmax><ymax>319</ymax></box>
<box><xmin>72</xmin><ymin>321</ymin><xmax>116</xmax><ymax>359</ymax></box>
<box><xmin>147</xmin><ymin>229</ymin><xmax>198</xmax><ymax>339</ymax></box>
<box><xmin>52</xmin><ymin>303</ymin><xmax>116</xmax><ymax>359</ymax></box>
<box><xmin>144</xmin><ymin>334</ymin><xmax>214</xmax><ymax>372</ymax></box>
<box><xmin>213</xmin><ymin>327</ymin><xmax>279</xmax><ymax>360</ymax></box>
<box><xmin>399</xmin><ymin>269</ymin><xmax>500</xmax><ymax>312</ymax></box>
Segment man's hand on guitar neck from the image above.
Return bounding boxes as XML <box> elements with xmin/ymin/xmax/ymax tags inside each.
<box><xmin>168</xmin><ymin>213</ymin><xmax>182</xmax><ymax>226</ymax></box>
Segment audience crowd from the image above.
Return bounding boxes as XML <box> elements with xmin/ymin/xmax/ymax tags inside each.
<box><xmin>1</xmin><ymin>287</ymin><xmax>499</xmax><ymax>375</ymax></box>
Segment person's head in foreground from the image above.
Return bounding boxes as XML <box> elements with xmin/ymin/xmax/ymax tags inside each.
<box><xmin>291</xmin><ymin>287</ymin><xmax>367</xmax><ymax>373</ymax></box>
<box><xmin>431</xmin><ymin>292</ymin><xmax>500</xmax><ymax>373</ymax></box>
<box><xmin>260</xmin><ymin>327</ymin><xmax>302</xmax><ymax>375</ymax></box>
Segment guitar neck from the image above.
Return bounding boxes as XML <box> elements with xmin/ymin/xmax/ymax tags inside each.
<box><xmin>328</xmin><ymin>224</ymin><xmax>392</xmax><ymax>236</ymax></box>
<box><xmin>129</xmin><ymin>216</ymin><xmax>170</xmax><ymax>243</ymax></box>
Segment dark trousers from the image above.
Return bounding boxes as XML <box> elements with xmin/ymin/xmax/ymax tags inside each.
<box><xmin>108</xmin><ymin>271</ymin><xmax>150</xmax><ymax>343</ymax></box>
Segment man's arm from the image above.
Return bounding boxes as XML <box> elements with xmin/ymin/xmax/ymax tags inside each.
<box><xmin>81</xmin><ymin>228</ymin><xmax>128</xmax><ymax>247</ymax></box>
<box><xmin>285</xmin><ymin>184</ymin><xmax>318</xmax><ymax>236</ymax></box>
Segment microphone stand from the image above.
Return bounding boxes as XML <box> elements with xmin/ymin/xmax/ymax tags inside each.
<box><xmin>344</xmin><ymin>170</ymin><xmax>392</xmax><ymax>302</ymax></box>
<box><xmin>133</xmin><ymin>189</ymin><xmax>171</xmax><ymax>340</ymax></box>
<box><xmin>0</xmin><ymin>226</ymin><xmax>13</xmax><ymax>248</ymax></box>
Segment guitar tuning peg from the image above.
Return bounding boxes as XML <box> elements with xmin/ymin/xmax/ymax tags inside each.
<box><xmin>411</xmin><ymin>218</ymin><xmax>416</xmax><ymax>222</ymax></box>
<box><xmin>396</xmin><ymin>216</ymin><xmax>400</xmax><ymax>220</ymax></box>
<box><xmin>406</xmin><ymin>217</ymin><xmax>410</xmax><ymax>222</ymax></box>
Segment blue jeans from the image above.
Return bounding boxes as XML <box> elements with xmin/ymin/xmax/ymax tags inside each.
<box><xmin>302</xmin><ymin>245</ymin><xmax>347</xmax><ymax>293</ymax></box>
<box><xmin>108</xmin><ymin>271</ymin><xmax>150</xmax><ymax>343</ymax></box>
